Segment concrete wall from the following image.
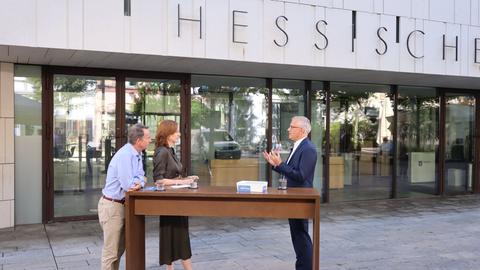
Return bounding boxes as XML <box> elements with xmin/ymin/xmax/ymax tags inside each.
<box><xmin>0</xmin><ymin>62</ymin><xmax>15</xmax><ymax>229</ymax></box>
<box><xmin>0</xmin><ymin>0</ymin><xmax>479</xmax><ymax>77</ymax></box>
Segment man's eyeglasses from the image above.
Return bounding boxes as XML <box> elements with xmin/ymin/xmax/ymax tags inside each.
<box><xmin>289</xmin><ymin>125</ymin><xmax>302</xmax><ymax>129</ymax></box>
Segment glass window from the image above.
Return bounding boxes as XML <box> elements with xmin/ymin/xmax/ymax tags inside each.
<box><xmin>191</xmin><ymin>75</ymin><xmax>268</xmax><ymax>186</ymax></box>
<box><xmin>311</xmin><ymin>81</ymin><xmax>326</xmax><ymax>195</ymax></box>
<box><xmin>445</xmin><ymin>93</ymin><xmax>474</xmax><ymax>194</ymax></box>
<box><xmin>53</xmin><ymin>75</ymin><xmax>116</xmax><ymax>218</ymax></box>
<box><xmin>329</xmin><ymin>83</ymin><xmax>393</xmax><ymax>202</ymax></box>
<box><xmin>14</xmin><ymin>65</ymin><xmax>42</xmax><ymax>224</ymax></box>
<box><xmin>125</xmin><ymin>78</ymin><xmax>181</xmax><ymax>181</ymax></box>
<box><xmin>397</xmin><ymin>87</ymin><xmax>438</xmax><ymax>198</ymax></box>
<box><xmin>271</xmin><ymin>80</ymin><xmax>306</xmax><ymax>187</ymax></box>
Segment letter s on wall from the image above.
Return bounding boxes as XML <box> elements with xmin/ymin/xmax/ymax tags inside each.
<box><xmin>315</xmin><ymin>20</ymin><xmax>328</xmax><ymax>50</ymax></box>
<box><xmin>375</xmin><ymin>27</ymin><xmax>388</xmax><ymax>55</ymax></box>
<box><xmin>274</xmin><ymin>16</ymin><xmax>289</xmax><ymax>47</ymax></box>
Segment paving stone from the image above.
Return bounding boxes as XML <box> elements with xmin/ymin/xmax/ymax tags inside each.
<box><xmin>3</xmin><ymin>195</ymin><xmax>480</xmax><ymax>269</ymax></box>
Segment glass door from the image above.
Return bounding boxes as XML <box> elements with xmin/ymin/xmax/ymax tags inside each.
<box><xmin>53</xmin><ymin>75</ymin><xmax>116</xmax><ymax>218</ymax></box>
<box><xmin>125</xmin><ymin>78</ymin><xmax>181</xmax><ymax>182</ymax></box>
<box><xmin>329</xmin><ymin>83</ymin><xmax>393</xmax><ymax>202</ymax></box>
<box><xmin>445</xmin><ymin>94</ymin><xmax>475</xmax><ymax>194</ymax></box>
<box><xmin>311</xmin><ymin>81</ymin><xmax>326</xmax><ymax>195</ymax></box>
<box><xmin>190</xmin><ymin>75</ymin><xmax>268</xmax><ymax>187</ymax></box>
<box><xmin>396</xmin><ymin>87</ymin><xmax>438</xmax><ymax>198</ymax></box>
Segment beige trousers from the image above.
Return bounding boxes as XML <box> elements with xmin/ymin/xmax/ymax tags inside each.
<box><xmin>98</xmin><ymin>197</ymin><xmax>125</xmax><ymax>270</ymax></box>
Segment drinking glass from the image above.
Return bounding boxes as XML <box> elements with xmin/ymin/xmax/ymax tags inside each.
<box><xmin>278</xmin><ymin>177</ymin><xmax>287</xmax><ymax>190</ymax></box>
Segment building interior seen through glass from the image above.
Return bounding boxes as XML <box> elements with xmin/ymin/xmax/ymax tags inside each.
<box><xmin>329</xmin><ymin>83</ymin><xmax>393</xmax><ymax>202</ymax></box>
<box><xmin>310</xmin><ymin>81</ymin><xmax>326</xmax><ymax>194</ymax></box>
<box><xmin>125</xmin><ymin>78</ymin><xmax>181</xmax><ymax>182</ymax></box>
<box><xmin>14</xmin><ymin>63</ymin><xmax>480</xmax><ymax>222</ymax></box>
<box><xmin>53</xmin><ymin>75</ymin><xmax>116</xmax><ymax>218</ymax></box>
<box><xmin>271</xmin><ymin>80</ymin><xmax>306</xmax><ymax>188</ymax></box>
<box><xmin>445</xmin><ymin>93</ymin><xmax>475</xmax><ymax>194</ymax></box>
<box><xmin>190</xmin><ymin>75</ymin><xmax>268</xmax><ymax>187</ymax></box>
<box><xmin>397</xmin><ymin>87</ymin><xmax>438</xmax><ymax>198</ymax></box>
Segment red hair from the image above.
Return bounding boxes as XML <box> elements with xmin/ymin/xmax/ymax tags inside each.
<box><xmin>155</xmin><ymin>120</ymin><xmax>178</xmax><ymax>148</ymax></box>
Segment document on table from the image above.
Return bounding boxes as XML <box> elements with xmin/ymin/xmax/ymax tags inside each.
<box><xmin>170</xmin><ymin>184</ymin><xmax>190</xmax><ymax>189</ymax></box>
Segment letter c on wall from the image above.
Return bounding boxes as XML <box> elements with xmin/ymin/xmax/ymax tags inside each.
<box><xmin>407</xmin><ymin>30</ymin><xmax>425</xmax><ymax>59</ymax></box>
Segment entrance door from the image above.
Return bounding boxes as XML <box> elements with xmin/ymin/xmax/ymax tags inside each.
<box><xmin>125</xmin><ymin>78</ymin><xmax>182</xmax><ymax>182</ymax></box>
<box><xmin>52</xmin><ymin>75</ymin><xmax>117</xmax><ymax>218</ymax></box>
<box><xmin>445</xmin><ymin>93</ymin><xmax>475</xmax><ymax>194</ymax></box>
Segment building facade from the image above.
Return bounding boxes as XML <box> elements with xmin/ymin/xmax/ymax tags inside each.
<box><xmin>1</xmin><ymin>0</ymin><xmax>480</xmax><ymax>228</ymax></box>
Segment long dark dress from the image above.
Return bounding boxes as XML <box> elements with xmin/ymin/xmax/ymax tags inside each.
<box><xmin>153</xmin><ymin>146</ymin><xmax>192</xmax><ymax>265</ymax></box>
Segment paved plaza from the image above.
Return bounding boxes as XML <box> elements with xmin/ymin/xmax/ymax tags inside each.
<box><xmin>1</xmin><ymin>195</ymin><xmax>480</xmax><ymax>270</ymax></box>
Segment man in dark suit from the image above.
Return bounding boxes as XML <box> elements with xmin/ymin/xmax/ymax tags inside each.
<box><xmin>263</xmin><ymin>116</ymin><xmax>317</xmax><ymax>270</ymax></box>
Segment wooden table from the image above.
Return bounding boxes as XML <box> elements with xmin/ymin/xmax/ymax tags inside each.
<box><xmin>125</xmin><ymin>186</ymin><xmax>321</xmax><ymax>269</ymax></box>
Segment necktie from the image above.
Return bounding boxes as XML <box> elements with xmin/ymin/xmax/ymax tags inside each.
<box><xmin>286</xmin><ymin>147</ymin><xmax>294</xmax><ymax>164</ymax></box>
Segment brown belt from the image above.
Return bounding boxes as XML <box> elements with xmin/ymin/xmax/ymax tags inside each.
<box><xmin>102</xmin><ymin>195</ymin><xmax>125</xmax><ymax>205</ymax></box>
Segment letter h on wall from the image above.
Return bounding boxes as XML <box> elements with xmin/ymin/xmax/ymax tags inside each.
<box><xmin>178</xmin><ymin>4</ymin><xmax>202</xmax><ymax>39</ymax></box>
<box><xmin>443</xmin><ymin>35</ymin><xmax>458</xmax><ymax>61</ymax></box>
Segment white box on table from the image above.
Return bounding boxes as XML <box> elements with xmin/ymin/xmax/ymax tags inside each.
<box><xmin>236</xmin><ymin>180</ymin><xmax>267</xmax><ymax>193</ymax></box>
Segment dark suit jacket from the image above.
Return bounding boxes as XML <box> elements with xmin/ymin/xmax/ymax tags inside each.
<box><xmin>273</xmin><ymin>138</ymin><xmax>317</xmax><ymax>188</ymax></box>
<box><xmin>153</xmin><ymin>146</ymin><xmax>182</xmax><ymax>180</ymax></box>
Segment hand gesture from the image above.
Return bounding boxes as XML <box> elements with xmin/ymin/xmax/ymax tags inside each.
<box><xmin>129</xmin><ymin>183</ymin><xmax>142</xmax><ymax>191</ymax></box>
<box><xmin>182</xmin><ymin>178</ymin><xmax>194</xmax><ymax>184</ymax></box>
<box><xmin>269</xmin><ymin>150</ymin><xmax>282</xmax><ymax>166</ymax></box>
<box><xmin>263</xmin><ymin>150</ymin><xmax>282</xmax><ymax>167</ymax></box>
<box><xmin>187</xmin><ymin>175</ymin><xmax>199</xmax><ymax>181</ymax></box>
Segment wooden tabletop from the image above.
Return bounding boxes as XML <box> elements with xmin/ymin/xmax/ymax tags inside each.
<box><xmin>127</xmin><ymin>186</ymin><xmax>320</xmax><ymax>199</ymax></box>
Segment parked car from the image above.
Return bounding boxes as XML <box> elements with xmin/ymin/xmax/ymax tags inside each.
<box><xmin>200</xmin><ymin>129</ymin><xmax>242</xmax><ymax>160</ymax></box>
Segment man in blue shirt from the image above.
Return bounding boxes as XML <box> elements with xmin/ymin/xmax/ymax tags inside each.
<box><xmin>98</xmin><ymin>123</ymin><xmax>151</xmax><ymax>270</ymax></box>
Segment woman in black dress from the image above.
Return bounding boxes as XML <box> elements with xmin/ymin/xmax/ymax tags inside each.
<box><xmin>153</xmin><ymin>120</ymin><xmax>198</xmax><ymax>270</ymax></box>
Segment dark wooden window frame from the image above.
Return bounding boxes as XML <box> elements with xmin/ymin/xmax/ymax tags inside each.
<box><xmin>438</xmin><ymin>88</ymin><xmax>480</xmax><ymax>196</ymax></box>
<box><xmin>40</xmin><ymin>65</ymin><xmax>480</xmax><ymax>222</ymax></box>
<box><xmin>42</xmin><ymin>66</ymin><xmax>189</xmax><ymax>222</ymax></box>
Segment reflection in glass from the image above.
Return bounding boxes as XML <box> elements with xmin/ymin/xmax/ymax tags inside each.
<box><xmin>125</xmin><ymin>78</ymin><xmax>181</xmax><ymax>181</ymax></box>
<box><xmin>311</xmin><ymin>81</ymin><xmax>326</xmax><ymax>195</ymax></box>
<box><xmin>190</xmin><ymin>75</ymin><xmax>267</xmax><ymax>186</ymax></box>
<box><xmin>271</xmin><ymin>80</ymin><xmax>306</xmax><ymax>187</ymax></box>
<box><xmin>397</xmin><ymin>87</ymin><xmax>438</xmax><ymax>197</ymax></box>
<box><xmin>14</xmin><ymin>66</ymin><xmax>42</xmax><ymax>136</ymax></box>
<box><xmin>53</xmin><ymin>75</ymin><xmax>116</xmax><ymax>218</ymax></box>
<box><xmin>329</xmin><ymin>83</ymin><xmax>392</xmax><ymax>201</ymax></box>
<box><xmin>14</xmin><ymin>65</ymin><xmax>43</xmax><ymax>224</ymax></box>
<box><xmin>445</xmin><ymin>94</ymin><xmax>474</xmax><ymax>194</ymax></box>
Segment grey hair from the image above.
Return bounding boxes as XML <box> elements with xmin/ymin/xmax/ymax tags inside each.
<box><xmin>128</xmin><ymin>123</ymin><xmax>148</xmax><ymax>145</ymax></box>
<box><xmin>292</xmin><ymin>116</ymin><xmax>311</xmax><ymax>134</ymax></box>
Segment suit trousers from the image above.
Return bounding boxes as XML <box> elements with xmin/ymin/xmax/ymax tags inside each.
<box><xmin>98</xmin><ymin>197</ymin><xmax>125</xmax><ymax>270</ymax></box>
<box><xmin>289</xmin><ymin>218</ymin><xmax>313</xmax><ymax>270</ymax></box>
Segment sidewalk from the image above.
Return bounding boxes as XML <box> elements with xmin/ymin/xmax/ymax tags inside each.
<box><xmin>1</xmin><ymin>195</ymin><xmax>480</xmax><ymax>270</ymax></box>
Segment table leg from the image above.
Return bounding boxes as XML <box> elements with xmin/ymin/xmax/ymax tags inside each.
<box><xmin>126</xmin><ymin>197</ymin><xmax>145</xmax><ymax>270</ymax></box>
<box><xmin>313</xmin><ymin>199</ymin><xmax>320</xmax><ymax>270</ymax></box>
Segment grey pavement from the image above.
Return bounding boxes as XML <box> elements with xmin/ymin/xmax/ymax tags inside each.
<box><xmin>1</xmin><ymin>195</ymin><xmax>480</xmax><ymax>270</ymax></box>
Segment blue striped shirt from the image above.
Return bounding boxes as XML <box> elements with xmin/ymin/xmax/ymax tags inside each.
<box><xmin>102</xmin><ymin>143</ymin><xmax>145</xmax><ymax>200</ymax></box>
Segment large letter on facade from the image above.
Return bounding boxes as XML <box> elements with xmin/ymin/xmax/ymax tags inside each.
<box><xmin>376</xmin><ymin>27</ymin><xmax>388</xmax><ymax>55</ymax></box>
<box><xmin>443</xmin><ymin>35</ymin><xmax>458</xmax><ymax>61</ymax></box>
<box><xmin>274</xmin><ymin>16</ymin><xmax>289</xmax><ymax>47</ymax></box>
<box><xmin>315</xmin><ymin>20</ymin><xmax>328</xmax><ymax>50</ymax></box>
<box><xmin>475</xmin><ymin>38</ymin><xmax>480</xmax><ymax>64</ymax></box>
<box><xmin>233</xmin><ymin>10</ymin><xmax>248</xmax><ymax>44</ymax></box>
<box><xmin>406</xmin><ymin>30</ymin><xmax>425</xmax><ymax>59</ymax></box>
<box><xmin>178</xmin><ymin>4</ymin><xmax>202</xmax><ymax>39</ymax></box>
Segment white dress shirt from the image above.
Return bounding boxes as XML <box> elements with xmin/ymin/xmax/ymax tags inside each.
<box><xmin>286</xmin><ymin>136</ymin><xmax>307</xmax><ymax>164</ymax></box>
